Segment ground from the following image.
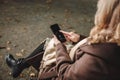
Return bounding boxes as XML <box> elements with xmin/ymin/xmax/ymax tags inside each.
<box><xmin>0</xmin><ymin>0</ymin><xmax>97</xmax><ymax>80</ymax></box>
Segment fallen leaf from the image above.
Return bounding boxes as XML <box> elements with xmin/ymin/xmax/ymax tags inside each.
<box><xmin>19</xmin><ymin>74</ymin><xmax>24</xmax><ymax>77</ymax></box>
<box><xmin>30</xmin><ymin>73</ymin><xmax>36</xmax><ymax>77</ymax></box>
<box><xmin>9</xmin><ymin>72</ymin><xmax>12</xmax><ymax>75</ymax></box>
<box><xmin>16</xmin><ymin>53</ymin><xmax>23</xmax><ymax>57</ymax></box>
<box><xmin>6</xmin><ymin>47</ymin><xmax>11</xmax><ymax>51</ymax></box>
<box><xmin>7</xmin><ymin>41</ymin><xmax>11</xmax><ymax>44</ymax></box>
<box><xmin>21</xmin><ymin>49</ymin><xmax>25</xmax><ymax>53</ymax></box>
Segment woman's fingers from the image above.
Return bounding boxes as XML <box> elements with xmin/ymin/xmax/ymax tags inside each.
<box><xmin>60</xmin><ymin>30</ymin><xmax>80</xmax><ymax>43</ymax></box>
<box><xmin>60</xmin><ymin>30</ymin><xmax>71</xmax><ymax>36</ymax></box>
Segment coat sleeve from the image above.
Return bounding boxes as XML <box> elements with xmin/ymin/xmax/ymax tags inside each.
<box><xmin>55</xmin><ymin>43</ymin><xmax>108</xmax><ymax>80</ymax></box>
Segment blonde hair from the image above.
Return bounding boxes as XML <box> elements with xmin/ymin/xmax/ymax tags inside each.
<box><xmin>89</xmin><ymin>0</ymin><xmax>120</xmax><ymax>45</ymax></box>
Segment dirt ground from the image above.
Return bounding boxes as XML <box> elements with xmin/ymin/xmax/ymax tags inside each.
<box><xmin>0</xmin><ymin>0</ymin><xmax>97</xmax><ymax>80</ymax></box>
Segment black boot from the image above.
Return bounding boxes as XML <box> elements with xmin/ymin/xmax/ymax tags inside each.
<box><xmin>5</xmin><ymin>40</ymin><xmax>46</xmax><ymax>78</ymax></box>
<box><xmin>5</xmin><ymin>54</ymin><xmax>30</xmax><ymax>78</ymax></box>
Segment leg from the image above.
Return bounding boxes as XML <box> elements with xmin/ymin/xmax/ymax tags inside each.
<box><xmin>5</xmin><ymin>40</ymin><xmax>46</xmax><ymax>78</ymax></box>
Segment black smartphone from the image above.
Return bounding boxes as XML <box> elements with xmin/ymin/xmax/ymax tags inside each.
<box><xmin>50</xmin><ymin>24</ymin><xmax>66</xmax><ymax>42</ymax></box>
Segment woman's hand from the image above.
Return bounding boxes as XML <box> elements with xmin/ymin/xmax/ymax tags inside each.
<box><xmin>53</xmin><ymin>30</ymin><xmax>80</xmax><ymax>45</ymax></box>
<box><xmin>60</xmin><ymin>30</ymin><xmax>80</xmax><ymax>43</ymax></box>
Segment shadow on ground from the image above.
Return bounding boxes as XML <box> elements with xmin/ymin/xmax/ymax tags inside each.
<box><xmin>0</xmin><ymin>0</ymin><xmax>97</xmax><ymax>80</ymax></box>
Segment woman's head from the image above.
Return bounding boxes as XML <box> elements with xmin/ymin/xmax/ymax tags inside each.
<box><xmin>89</xmin><ymin>0</ymin><xmax>120</xmax><ymax>45</ymax></box>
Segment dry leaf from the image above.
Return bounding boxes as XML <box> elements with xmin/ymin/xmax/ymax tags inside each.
<box><xmin>21</xmin><ymin>49</ymin><xmax>25</xmax><ymax>53</ymax></box>
<box><xmin>19</xmin><ymin>74</ymin><xmax>24</xmax><ymax>77</ymax></box>
<box><xmin>6</xmin><ymin>47</ymin><xmax>11</xmax><ymax>51</ymax></box>
<box><xmin>16</xmin><ymin>53</ymin><xmax>23</xmax><ymax>57</ymax></box>
<box><xmin>7</xmin><ymin>41</ymin><xmax>11</xmax><ymax>44</ymax></box>
<box><xmin>9</xmin><ymin>72</ymin><xmax>12</xmax><ymax>75</ymax></box>
<box><xmin>30</xmin><ymin>73</ymin><xmax>36</xmax><ymax>77</ymax></box>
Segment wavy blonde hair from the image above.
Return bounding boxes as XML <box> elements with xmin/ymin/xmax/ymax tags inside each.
<box><xmin>89</xmin><ymin>0</ymin><xmax>120</xmax><ymax>45</ymax></box>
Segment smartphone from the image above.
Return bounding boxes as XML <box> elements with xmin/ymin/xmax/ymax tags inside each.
<box><xmin>50</xmin><ymin>24</ymin><xmax>66</xmax><ymax>42</ymax></box>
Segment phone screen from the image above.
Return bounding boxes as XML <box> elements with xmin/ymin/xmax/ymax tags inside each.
<box><xmin>50</xmin><ymin>24</ymin><xmax>66</xmax><ymax>42</ymax></box>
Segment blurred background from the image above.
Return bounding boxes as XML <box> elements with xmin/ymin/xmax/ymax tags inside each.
<box><xmin>0</xmin><ymin>0</ymin><xmax>97</xmax><ymax>80</ymax></box>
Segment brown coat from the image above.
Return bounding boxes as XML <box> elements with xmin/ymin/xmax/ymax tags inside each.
<box><xmin>55</xmin><ymin>43</ymin><xmax>120</xmax><ymax>80</ymax></box>
<box><xmin>39</xmin><ymin>42</ymin><xmax>120</xmax><ymax>80</ymax></box>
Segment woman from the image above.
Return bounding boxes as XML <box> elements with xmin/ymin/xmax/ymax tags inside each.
<box><xmin>52</xmin><ymin>0</ymin><xmax>120</xmax><ymax>80</ymax></box>
<box><xmin>6</xmin><ymin>0</ymin><xmax>120</xmax><ymax>80</ymax></box>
